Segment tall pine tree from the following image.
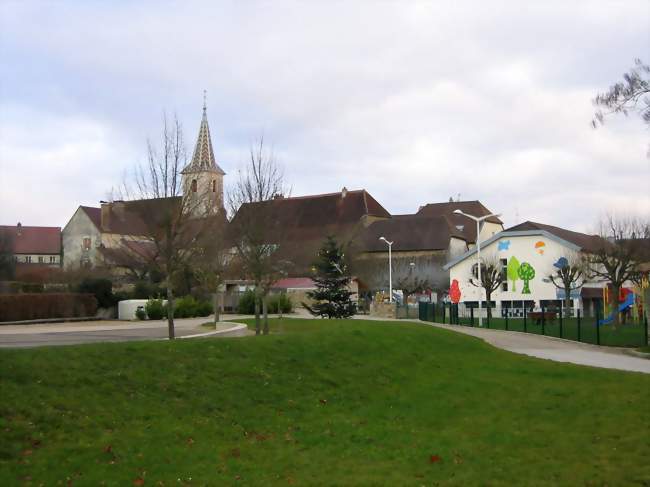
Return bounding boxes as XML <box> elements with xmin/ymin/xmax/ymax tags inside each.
<box><xmin>304</xmin><ymin>236</ymin><xmax>357</xmax><ymax>318</ymax></box>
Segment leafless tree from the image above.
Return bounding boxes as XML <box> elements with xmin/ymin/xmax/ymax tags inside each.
<box><xmin>393</xmin><ymin>258</ymin><xmax>430</xmax><ymax>306</ymax></box>
<box><xmin>227</xmin><ymin>136</ymin><xmax>290</xmax><ymax>335</ymax></box>
<box><xmin>119</xmin><ymin>112</ymin><xmax>218</xmax><ymax>339</ymax></box>
<box><xmin>548</xmin><ymin>252</ymin><xmax>587</xmax><ymax>313</ymax></box>
<box><xmin>469</xmin><ymin>254</ymin><xmax>504</xmax><ymax>318</ymax></box>
<box><xmin>588</xmin><ymin>214</ymin><xmax>648</xmax><ymax>326</ymax></box>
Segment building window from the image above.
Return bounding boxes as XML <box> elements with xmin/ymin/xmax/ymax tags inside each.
<box><xmin>49</xmin><ymin>256</ymin><xmax>57</xmax><ymax>263</ymax></box>
<box><xmin>212</xmin><ymin>180</ymin><xmax>216</xmax><ymax>192</ymax></box>
<box><xmin>13</xmin><ymin>256</ymin><xmax>18</xmax><ymax>263</ymax></box>
<box><xmin>25</xmin><ymin>256</ymin><xmax>32</xmax><ymax>263</ymax></box>
<box><xmin>83</xmin><ymin>237</ymin><xmax>91</xmax><ymax>250</ymax></box>
<box><xmin>191</xmin><ymin>179</ymin><xmax>197</xmax><ymax>192</ymax></box>
<box><xmin>38</xmin><ymin>256</ymin><xmax>44</xmax><ymax>263</ymax></box>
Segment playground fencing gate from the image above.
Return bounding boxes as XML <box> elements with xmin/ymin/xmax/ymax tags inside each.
<box><xmin>411</xmin><ymin>302</ymin><xmax>649</xmax><ymax>348</ymax></box>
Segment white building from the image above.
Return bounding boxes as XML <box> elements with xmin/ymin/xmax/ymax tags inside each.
<box><xmin>443</xmin><ymin>221</ymin><xmax>608</xmax><ymax>317</ymax></box>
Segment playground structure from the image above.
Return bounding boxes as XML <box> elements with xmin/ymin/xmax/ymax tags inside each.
<box><xmin>598</xmin><ymin>284</ymin><xmax>646</xmax><ymax>326</ymax></box>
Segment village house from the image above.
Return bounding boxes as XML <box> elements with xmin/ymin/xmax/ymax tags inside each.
<box><xmin>0</xmin><ymin>223</ymin><xmax>61</xmax><ymax>280</ymax></box>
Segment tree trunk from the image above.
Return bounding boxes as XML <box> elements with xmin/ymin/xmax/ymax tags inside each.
<box><xmin>166</xmin><ymin>284</ymin><xmax>175</xmax><ymax>340</ymax></box>
<box><xmin>254</xmin><ymin>288</ymin><xmax>261</xmax><ymax>335</ymax></box>
<box><xmin>262</xmin><ymin>293</ymin><xmax>269</xmax><ymax>335</ymax></box>
<box><xmin>486</xmin><ymin>290</ymin><xmax>492</xmax><ymax>319</ymax></box>
<box><xmin>213</xmin><ymin>291</ymin><xmax>220</xmax><ymax>327</ymax></box>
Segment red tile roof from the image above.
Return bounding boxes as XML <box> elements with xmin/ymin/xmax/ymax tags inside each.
<box><xmin>505</xmin><ymin>221</ymin><xmax>606</xmax><ymax>253</ymax></box>
<box><xmin>0</xmin><ymin>225</ymin><xmax>61</xmax><ymax>254</ymax></box>
<box><xmin>272</xmin><ymin>277</ymin><xmax>316</xmax><ymax>289</ymax></box>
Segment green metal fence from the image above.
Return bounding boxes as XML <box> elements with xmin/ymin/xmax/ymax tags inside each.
<box><xmin>413</xmin><ymin>302</ymin><xmax>649</xmax><ymax>348</ymax></box>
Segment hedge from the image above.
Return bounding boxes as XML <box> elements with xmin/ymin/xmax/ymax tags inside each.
<box><xmin>0</xmin><ymin>293</ymin><xmax>98</xmax><ymax>322</ymax></box>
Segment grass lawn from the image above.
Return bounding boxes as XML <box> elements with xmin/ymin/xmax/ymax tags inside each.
<box><xmin>1</xmin><ymin>319</ymin><xmax>649</xmax><ymax>486</ymax></box>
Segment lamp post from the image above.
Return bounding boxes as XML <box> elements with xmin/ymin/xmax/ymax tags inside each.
<box><xmin>453</xmin><ymin>209</ymin><xmax>502</xmax><ymax>327</ymax></box>
<box><xmin>379</xmin><ymin>236</ymin><xmax>393</xmax><ymax>302</ymax></box>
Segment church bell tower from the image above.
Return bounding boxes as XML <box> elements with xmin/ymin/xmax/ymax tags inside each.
<box><xmin>181</xmin><ymin>93</ymin><xmax>226</xmax><ymax>217</ymax></box>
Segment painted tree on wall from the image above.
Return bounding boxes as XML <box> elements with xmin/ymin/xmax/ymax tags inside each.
<box><xmin>518</xmin><ymin>262</ymin><xmax>536</xmax><ymax>294</ymax></box>
<box><xmin>507</xmin><ymin>256</ymin><xmax>520</xmax><ymax>292</ymax></box>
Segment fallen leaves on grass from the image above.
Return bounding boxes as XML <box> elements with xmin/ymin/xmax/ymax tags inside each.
<box><xmin>429</xmin><ymin>455</ymin><xmax>441</xmax><ymax>464</ymax></box>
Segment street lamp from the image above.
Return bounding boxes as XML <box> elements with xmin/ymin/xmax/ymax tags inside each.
<box><xmin>379</xmin><ymin>236</ymin><xmax>393</xmax><ymax>302</ymax></box>
<box><xmin>453</xmin><ymin>209</ymin><xmax>502</xmax><ymax>327</ymax></box>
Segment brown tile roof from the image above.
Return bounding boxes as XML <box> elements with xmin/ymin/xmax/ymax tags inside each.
<box><xmin>80</xmin><ymin>206</ymin><xmax>101</xmax><ymax>229</ymax></box>
<box><xmin>362</xmin><ymin>214</ymin><xmax>466</xmax><ymax>252</ymax></box>
<box><xmin>230</xmin><ymin>189</ymin><xmax>390</xmax><ymax>243</ymax></box>
<box><xmin>416</xmin><ymin>200</ymin><xmax>502</xmax><ymax>243</ymax></box>
<box><xmin>100</xmin><ymin>197</ymin><xmax>182</xmax><ymax>235</ymax></box>
<box><xmin>504</xmin><ymin>221</ymin><xmax>606</xmax><ymax>253</ymax></box>
<box><xmin>0</xmin><ymin>225</ymin><xmax>61</xmax><ymax>254</ymax></box>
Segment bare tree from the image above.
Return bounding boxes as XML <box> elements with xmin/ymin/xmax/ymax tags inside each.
<box><xmin>193</xmin><ymin>219</ymin><xmax>231</xmax><ymax>327</ymax></box>
<box><xmin>593</xmin><ymin>59</ymin><xmax>650</xmax><ymax>128</ymax></box>
<box><xmin>119</xmin><ymin>112</ymin><xmax>218</xmax><ymax>339</ymax></box>
<box><xmin>393</xmin><ymin>258</ymin><xmax>430</xmax><ymax>306</ymax></box>
<box><xmin>228</xmin><ymin>136</ymin><xmax>289</xmax><ymax>335</ymax></box>
<box><xmin>588</xmin><ymin>215</ymin><xmax>648</xmax><ymax>326</ymax></box>
<box><xmin>548</xmin><ymin>252</ymin><xmax>587</xmax><ymax>313</ymax></box>
<box><xmin>469</xmin><ymin>254</ymin><xmax>504</xmax><ymax>319</ymax></box>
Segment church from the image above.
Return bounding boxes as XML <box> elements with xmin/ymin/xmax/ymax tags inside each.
<box><xmin>62</xmin><ymin>102</ymin><xmax>226</xmax><ymax>274</ymax></box>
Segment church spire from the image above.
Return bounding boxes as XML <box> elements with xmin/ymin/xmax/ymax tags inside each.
<box><xmin>183</xmin><ymin>93</ymin><xmax>226</xmax><ymax>175</ymax></box>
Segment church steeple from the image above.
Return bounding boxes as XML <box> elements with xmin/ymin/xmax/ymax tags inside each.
<box><xmin>182</xmin><ymin>94</ymin><xmax>226</xmax><ymax>216</ymax></box>
<box><xmin>183</xmin><ymin>92</ymin><xmax>226</xmax><ymax>175</ymax></box>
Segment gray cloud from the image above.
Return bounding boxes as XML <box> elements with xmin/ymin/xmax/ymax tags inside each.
<box><xmin>1</xmin><ymin>1</ymin><xmax>648</xmax><ymax>232</ymax></box>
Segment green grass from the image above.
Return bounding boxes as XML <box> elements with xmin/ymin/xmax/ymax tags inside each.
<box><xmin>1</xmin><ymin>319</ymin><xmax>649</xmax><ymax>486</ymax></box>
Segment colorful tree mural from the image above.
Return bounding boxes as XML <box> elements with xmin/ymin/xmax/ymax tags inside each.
<box><xmin>507</xmin><ymin>256</ymin><xmax>521</xmax><ymax>292</ymax></box>
<box><xmin>518</xmin><ymin>262</ymin><xmax>536</xmax><ymax>294</ymax></box>
<box><xmin>449</xmin><ymin>279</ymin><xmax>461</xmax><ymax>303</ymax></box>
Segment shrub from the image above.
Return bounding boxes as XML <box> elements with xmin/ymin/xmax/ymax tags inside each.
<box><xmin>174</xmin><ymin>295</ymin><xmax>198</xmax><ymax>318</ymax></box>
<box><xmin>135</xmin><ymin>308</ymin><xmax>146</xmax><ymax>320</ymax></box>
<box><xmin>77</xmin><ymin>278</ymin><xmax>114</xmax><ymax>308</ymax></box>
<box><xmin>195</xmin><ymin>299</ymin><xmax>213</xmax><ymax>317</ymax></box>
<box><xmin>21</xmin><ymin>282</ymin><xmax>44</xmax><ymax>293</ymax></box>
<box><xmin>0</xmin><ymin>293</ymin><xmax>98</xmax><ymax>322</ymax></box>
<box><xmin>145</xmin><ymin>299</ymin><xmax>167</xmax><ymax>320</ymax></box>
<box><xmin>268</xmin><ymin>293</ymin><xmax>293</xmax><ymax>314</ymax></box>
<box><xmin>133</xmin><ymin>281</ymin><xmax>165</xmax><ymax>299</ymax></box>
<box><xmin>237</xmin><ymin>290</ymin><xmax>257</xmax><ymax>314</ymax></box>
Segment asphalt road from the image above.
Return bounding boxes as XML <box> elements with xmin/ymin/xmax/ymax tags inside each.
<box><xmin>0</xmin><ymin>317</ymin><xmax>247</xmax><ymax>348</ymax></box>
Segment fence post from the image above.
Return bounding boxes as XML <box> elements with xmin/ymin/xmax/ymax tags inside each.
<box><xmin>577</xmin><ymin>308</ymin><xmax>581</xmax><ymax>342</ymax></box>
<box><xmin>541</xmin><ymin>305</ymin><xmax>546</xmax><ymax>336</ymax></box>
<box><xmin>470</xmin><ymin>306</ymin><xmax>474</xmax><ymax>327</ymax></box>
<box><xmin>442</xmin><ymin>303</ymin><xmax>445</xmax><ymax>324</ymax></box>
<box><xmin>505</xmin><ymin>308</ymin><xmax>509</xmax><ymax>331</ymax></box>
<box><xmin>523</xmin><ymin>306</ymin><xmax>527</xmax><ymax>333</ymax></box>
<box><xmin>595</xmin><ymin>307</ymin><xmax>600</xmax><ymax>346</ymax></box>
<box><xmin>559</xmin><ymin>305</ymin><xmax>563</xmax><ymax>338</ymax></box>
<box><xmin>644</xmin><ymin>312</ymin><xmax>648</xmax><ymax>346</ymax></box>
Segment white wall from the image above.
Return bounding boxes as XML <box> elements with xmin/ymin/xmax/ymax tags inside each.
<box><xmin>449</xmin><ymin>234</ymin><xmax>590</xmax><ymax>307</ymax></box>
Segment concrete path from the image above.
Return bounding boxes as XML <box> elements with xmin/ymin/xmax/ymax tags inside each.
<box><xmin>423</xmin><ymin>322</ymin><xmax>650</xmax><ymax>374</ymax></box>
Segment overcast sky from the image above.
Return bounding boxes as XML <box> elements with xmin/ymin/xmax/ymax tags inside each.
<box><xmin>1</xmin><ymin>1</ymin><xmax>648</xmax><ymax>233</ymax></box>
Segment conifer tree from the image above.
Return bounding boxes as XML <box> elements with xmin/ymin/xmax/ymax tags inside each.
<box><xmin>304</xmin><ymin>236</ymin><xmax>357</xmax><ymax>318</ymax></box>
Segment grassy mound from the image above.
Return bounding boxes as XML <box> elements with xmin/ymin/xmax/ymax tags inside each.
<box><xmin>1</xmin><ymin>319</ymin><xmax>648</xmax><ymax>485</ymax></box>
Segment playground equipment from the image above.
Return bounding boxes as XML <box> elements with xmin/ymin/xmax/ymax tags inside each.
<box><xmin>598</xmin><ymin>289</ymin><xmax>635</xmax><ymax>325</ymax></box>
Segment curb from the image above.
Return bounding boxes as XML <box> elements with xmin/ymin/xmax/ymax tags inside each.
<box><xmin>178</xmin><ymin>322</ymin><xmax>248</xmax><ymax>339</ymax></box>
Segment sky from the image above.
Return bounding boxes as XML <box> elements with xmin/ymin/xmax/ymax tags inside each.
<box><xmin>1</xmin><ymin>1</ymin><xmax>649</xmax><ymax>233</ymax></box>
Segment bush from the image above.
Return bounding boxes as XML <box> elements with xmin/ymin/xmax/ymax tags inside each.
<box><xmin>145</xmin><ymin>299</ymin><xmax>167</xmax><ymax>320</ymax></box>
<box><xmin>174</xmin><ymin>295</ymin><xmax>198</xmax><ymax>318</ymax></box>
<box><xmin>21</xmin><ymin>282</ymin><xmax>44</xmax><ymax>293</ymax></box>
<box><xmin>268</xmin><ymin>293</ymin><xmax>293</xmax><ymax>314</ymax></box>
<box><xmin>195</xmin><ymin>299</ymin><xmax>213</xmax><ymax>317</ymax></box>
<box><xmin>77</xmin><ymin>278</ymin><xmax>114</xmax><ymax>308</ymax></box>
<box><xmin>237</xmin><ymin>290</ymin><xmax>257</xmax><ymax>314</ymax></box>
<box><xmin>135</xmin><ymin>308</ymin><xmax>146</xmax><ymax>320</ymax></box>
<box><xmin>0</xmin><ymin>293</ymin><xmax>98</xmax><ymax>322</ymax></box>
<box><xmin>133</xmin><ymin>281</ymin><xmax>165</xmax><ymax>299</ymax></box>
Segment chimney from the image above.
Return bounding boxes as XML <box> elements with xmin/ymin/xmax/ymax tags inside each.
<box><xmin>273</xmin><ymin>193</ymin><xmax>284</xmax><ymax>200</ymax></box>
<box><xmin>16</xmin><ymin>222</ymin><xmax>22</xmax><ymax>236</ymax></box>
<box><xmin>100</xmin><ymin>201</ymin><xmax>110</xmax><ymax>232</ymax></box>
<box><xmin>341</xmin><ymin>186</ymin><xmax>348</xmax><ymax>198</ymax></box>
<box><xmin>113</xmin><ymin>200</ymin><xmax>126</xmax><ymax>219</ymax></box>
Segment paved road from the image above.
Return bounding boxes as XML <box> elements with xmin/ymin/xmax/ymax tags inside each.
<box><xmin>424</xmin><ymin>322</ymin><xmax>650</xmax><ymax>374</ymax></box>
<box><xmin>0</xmin><ymin>317</ymin><xmax>248</xmax><ymax>348</ymax></box>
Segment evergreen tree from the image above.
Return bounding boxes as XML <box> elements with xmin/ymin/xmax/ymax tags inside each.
<box><xmin>304</xmin><ymin>236</ymin><xmax>357</xmax><ymax>318</ymax></box>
